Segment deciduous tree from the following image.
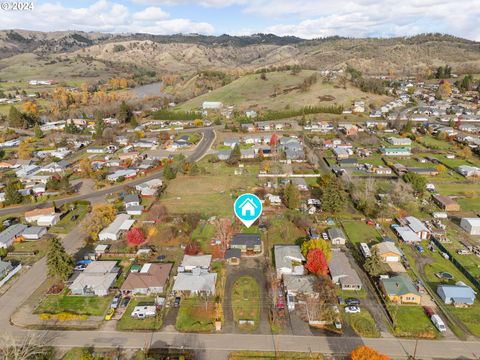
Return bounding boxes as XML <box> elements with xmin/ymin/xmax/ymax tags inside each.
<box><xmin>305</xmin><ymin>248</ymin><xmax>329</xmax><ymax>276</ymax></box>
<box><xmin>301</xmin><ymin>239</ymin><xmax>332</xmax><ymax>261</ymax></box>
<box><xmin>127</xmin><ymin>227</ymin><xmax>146</xmax><ymax>247</ymax></box>
<box><xmin>85</xmin><ymin>204</ymin><xmax>116</xmax><ymax>240</ymax></box>
<box><xmin>283</xmin><ymin>182</ymin><xmax>300</xmax><ymax>209</ymax></box>
<box><xmin>350</xmin><ymin>345</ymin><xmax>389</xmax><ymax>360</ymax></box>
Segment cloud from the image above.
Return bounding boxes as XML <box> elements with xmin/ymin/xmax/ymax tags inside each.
<box><xmin>0</xmin><ymin>0</ymin><xmax>215</xmax><ymax>35</ymax></box>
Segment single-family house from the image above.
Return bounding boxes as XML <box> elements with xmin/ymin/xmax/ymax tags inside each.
<box><xmin>0</xmin><ymin>259</ymin><xmax>13</xmax><ymax>278</ymax></box>
<box><xmin>387</xmin><ymin>137</ymin><xmax>412</xmax><ymax>146</ymax></box>
<box><xmin>274</xmin><ymin>245</ymin><xmax>305</xmax><ymax>279</ymax></box>
<box><xmin>380</xmin><ymin>275</ymin><xmax>421</xmax><ymax>304</ymax></box>
<box><xmin>40</xmin><ymin>161</ymin><xmax>69</xmax><ymax>173</ymax></box>
<box><xmin>172</xmin><ymin>270</ymin><xmax>217</xmax><ymax>296</ymax></box>
<box><xmin>380</xmin><ymin>147</ymin><xmax>411</xmax><ymax>156</ymax></box>
<box><xmin>22</xmin><ymin>226</ymin><xmax>47</xmax><ymax>240</ymax></box>
<box><xmin>231</xmin><ymin>234</ymin><xmax>262</xmax><ymax>254</ymax></box>
<box><xmin>457</xmin><ymin>165</ymin><xmax>480</xmax><ymax>177</ymax></box>
<box><xmin>372</xmin><ymin>242</ymin><xmax>402</xmax><ymax>263</ymax></box>
<box><xmin>327</xmin><ymin>227</ymin><xmax>346</xmax><ymax>245</ymax></box>
<box><xmin>224</xmin><ymin>248</ymin><xmax>241</xmax><ymax>265</ymax></box>
<box><xmin>291</xmin><ymin>178</ymin><xmax>308</xmax><ymax>191</ymax></box>
<box><xmin>460</xmin><ymin>218</ymin><xmax>480</xmax><ymax>235</ymax></box>
<box><xmin>69</xmin><ymin>261</ymin><xmax>119</xmax><ymax>296</ymax></box>
<box><xmin>24</xmin><ymin>207</ymin><xmax>60</xmax><ymax>227</ymax></box>
<box><xmin>433</xmin><ymin>194</ymin><xmax>460</xmax><ymax>212</ymax></box>
<box><xmin>107</xmin><ymin>169</ymin><xmax>137</xmax><ymax>182</ymax></box>
<box><xmin>121</xmin><ymin>263</ymin><xmax>172</xmax><ymax>295</ymax></box>
<box><xmin>404</xmin><ymin>216</ymin><xmax>430</xmax><ymax>240</ymax></box>
<box><xmin>395</xmin><ymin>226</ymin><xmax>421</xmax><ymax>243</ymax></box>
<box><xmin>0</xmin><ymin>224</ymin><xmax>28</xmax><ymax>248</ymax></box>
<box><xmin>180</xmin><ymin>254</ymin><xmax>212</xmax><ymax>272</ymax></box>
<box><xmin>202</xmin><ymin>101</ymin><xmax>223</xmax><ymax>110</ymax></box>
<box><xmin>283</xmin><ymin>274</ymin><xmax>317</xmax><ymax>311</ymax></box>
<box><xmin>223</xmin><ymin>139</ymin><xmax>239</xmax><ymax>149</ymax></box>
<box><xmin>437</xmin><ymin>283</ymin><xmax>476</xmax><ymax>306</ymax></box>
<box><xmin>328</xmin><ymin>249</ymin><xmax>363</xmax><ymax>291</ymax></box>
<box><xmin>98</xmin><ymin>214</ymin><xmax>135</xmax><ymax>241</ymax></box>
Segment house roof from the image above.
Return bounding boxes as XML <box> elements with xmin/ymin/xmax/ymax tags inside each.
<box><xmin>381</xmin><ymin>275</ymin><xmax>419</xmax><ymax>296</ymax></box>
<box><xmin>0</xmin><ymin>259</ymin><xmax>13</xmax><ymax>274</ymax></box>
<box><xmin>124</xmin><ymin>194</ymin><xmax>140</xmax><ymax>204</ymax></box>
<box><xmin>121</xmin><ymin>263</ymin><xmax>172</xmax><ymax>292</ymax></box>
<box><xmin>22</xmin><ymin>226</ymin><xmax>46</xmax><ymax>236</ymax></box>
<box><xmin>172</xmin><ymin>272</ymin><xmax>217</xmax><ymax>293</ymax></box>
<box><xmin>181</xmin><ymin>254</ymin><xmax>212</xmax><ymax>268</ymax></box>
<box><xmin>328</xmin><ymin>250</ymin><xmax>362</xmax><ymax>286</ymax></box>
<box><xmin>99</xmin><ymin>214</ymin><xmax>133</xmax><ymax>237</ymax></box>
<box><xmin>433</xmin><ymin>194</ymin><xmax>459</xmax><ymax>207</ymax></box>
<box><xmin>461</xmin><ymin>218</ymin><xmax>480</xmax><ymax>227</ymax></box>
<box><xmin>327</xmin><ymin>227</ymin><xmax>346</xmax><ymax>240</ymax></box>
<box><xmin>25</xmin><ymin>207</ymin><xmax>55</xmax><ymax>218</ymax></box>
<box><xmin>274</xmin><ymin>245</ymin><xmax>305</xmax><ymax>271</ymax></box>
<box><xmin>396</xmin><ymin>226</ymin><xmax>421</xmax><ymax>242</ymax></box>
<box><xmin>372</xmin><ymin>242</ymin><xmax>402</xmax><ymax>257</ymax></box>
<box><xmin>0</xmin><ymin>224</ymin><xmax>28</xmax><ymax>246</ymax></box>
<box><xmin>437</xmin><ymin>284</ymin><xmax>476</xmax><ymax>304</ymax></box>
<box><xmin>225</xmin><ymin>248</ymin><xmax>241</xmax><ymax>259</ymax></box>
<box><xmin>84</xmin><ymin>261</ymin><xmax>118</xmax><ymax>274</ymax></box>
<box><xmin>405</xmin><ymin>216</ymin><xmax>429</xmax><ymax>233</ymax></box>
<box><xmin>283</xmin><ymin>274</ymin><xmax>316</xmax><ymax>294</ymax></box>
<box><xmin>231</xmin><ymin>233</ymin><xmax>261</xmax><ymax>247</ymax></box>
<box><xmin>69</xmin><ymin>261</ymin><xmax>119</xmax><ymax>293</ymax></box>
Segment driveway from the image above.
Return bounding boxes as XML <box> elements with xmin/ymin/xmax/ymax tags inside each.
<box><xmin>223</xmin><ymin>257</ymin><xmax>270</xmax><ymax>334</ymax></box>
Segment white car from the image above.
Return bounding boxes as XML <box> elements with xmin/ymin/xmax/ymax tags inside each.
<box><xmin>345</xmin><ymin>306</ymin><xmax>361</xmax><ymax>314</ymax></box>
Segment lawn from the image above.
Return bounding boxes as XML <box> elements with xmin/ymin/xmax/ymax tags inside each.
<box><xmin>117</xmin><ymin>297</ymin><xmax>162</xmax><ymax>331</ymax></box>
<box><xmin>35</xmin><ymin>294</ymin><xmax>112</xmax><ymax>316</ymax></box>
<box><xmin>345</xmin><ymin>309</ymin><xmax>380</xmax><ymax>337</ymax></box>
<box><xmin>434</xmin><ymin>181</ymin><xmax>480</xmax><ymax>196</ymax></box>
<box><xmin>232</xmin><ymin>276</ymin><xmax>260</xmax><ymax>330</ymax></box>
<box><xmin>266</xmin><ymin>216</ymin><xmax>305</xmax><ymax>247</ymax></box>
<box><xmin>6</xmin><ymin>239</ymin><xmax>49</xmax><ymax>265</ymax></box>
<box><xmin>191</xmin><ymin>223</ymin><xmax>216</xmax><ymax>251</ymax></box>
<box><xmin>415</xmin><ymin>136</ymin><xmax>453</xmax><ymax>151</ymax></box>
<box><xmin>457</xmin><ymin>197</ymin><xmax>480</xmax><ymax>212</ymax></box>
<box><xmin>387</xmin><ymin>305</ymin><xmax>437</xmax><ymax>338</ymax></box>
<box><xmin>176</xmin><ymin>297</ymin><xmax>216</xmax><ymax>332</ymax></box>
<box><xmin>50</xmin><ymin>204</ymin><xmax>90</xmax><ymax>234</ymax></box>
<box><xmin>229</xmin><ymin>352</ymin><xmax>324</xmax><ymax>360</ymax></box>
<box><xmin>341</xmin><ymin>220</ymin><xmax>381</xmax><ymax>245</ymax></box>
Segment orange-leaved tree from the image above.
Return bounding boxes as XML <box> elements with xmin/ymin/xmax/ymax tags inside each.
<box><xmin>351</xmin><ymin>345</ymin><xmax>389</xmax><ymax>360</ymax></box>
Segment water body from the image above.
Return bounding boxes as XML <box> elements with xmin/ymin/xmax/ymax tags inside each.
<box><xmin>131</xmin><ymin>81</ymin><xmax>166</xmax><ymax>99</ymax></box>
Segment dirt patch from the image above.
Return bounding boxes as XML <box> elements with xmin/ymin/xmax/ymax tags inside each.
<box><xmin>318</xmin><ymin>95</ymin><xmax>336</xmax><ymax>101</ymax></box>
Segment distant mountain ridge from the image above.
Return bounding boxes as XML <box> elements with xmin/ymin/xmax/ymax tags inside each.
<box><xmin>0</xmin><ymin>30</ymin><xmax>479</xmax><ymax>76</ymax></box>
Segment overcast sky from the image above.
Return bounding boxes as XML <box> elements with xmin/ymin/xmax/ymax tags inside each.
<box><xmin>1</xmin><ymin>0</ymin><xmax>479</xmax><ymax>41</ymax></box>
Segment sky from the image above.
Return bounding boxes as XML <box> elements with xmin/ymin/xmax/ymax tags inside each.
<box><xmin>1</xmin><ymin>0</ymin><xmax>479</xmax><ymax>41</ymax></box>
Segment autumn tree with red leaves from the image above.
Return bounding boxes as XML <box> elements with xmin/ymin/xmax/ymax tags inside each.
<box><xmin>305</xmin><ymin>248</ymin><xmax>329</xmax><ymax>276</ymax></box>
<box><xmin>184</xmin><ymin>241</ymin><xmax>201</xmax><ymax>255</ymax></box>
<box><xmin>350</xmin><ymin>345</ymin><xmax>389</xmax><ymax>360</ymax></box>
<box><xmin>126</xmin><ymin>227</ymin><xmax>146</xmax><ymax>247</ymax></box>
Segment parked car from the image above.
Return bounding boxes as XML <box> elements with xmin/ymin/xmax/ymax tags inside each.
<box><xmin>111</xmin><ymin>295</ymin><xmax>121</xmax><ymax>309</ymax></box>
<box><xmin>322</xmin><ymin>232</ymin><xmax>329</xmax><ymax>240</ymax></box>
<box><xmin>345</xmin><ymin>306</ymin><xmax>361</xmax><ymax>314</ymax></box>
<box><xmin>345</xmin><ymin>298</ymin><xmax>360</xmax><ymax>306</ymax></box>
<box><xmin>416</xmin><ymin>245</ymin><xmax>425</xmax><ymax>253</ymax></box>
<box><xmin>74</xmin><ymin>264</ymin><xmax>87</xmax><ymax>272</ymax></box>
<box><xmin>121</xmin><ymin>297</ymin><xmax>130</xmax><ymax>308</ymax></box>
<box><xmin>104</xmin><ymin>308</ymin><xmax>114</xmax><ymax>321</ymax></box>
<box><xmin>174</xmin><ymin>297</ymin><xmax>181</xmax><ymax>307</ymax></box>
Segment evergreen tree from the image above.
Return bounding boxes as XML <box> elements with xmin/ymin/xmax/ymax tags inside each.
<box><xmin>364</xmin><ymin>250</ymin><xmax>383</xmax><ymax>277</ymax></box>
<box><xmin>4</xmin><ymin>182</ymin><xmax>22</xmax><ymax>205</ymax></box>
<box><xmin>8</xmin><ymin>106</ymin><xmax>24</xmax><ymax>128</ymax></box>
<box><xmin>227</xmin><ymin>143</ymin><xmax>241</xmax><ymax>165</ymax></box>
<box><xmin>34</xmin><ymin>123</ymin><xmax>44</xmax><ymax>138</ymax></box>
<box><xmin>163</xmin><ymin>163</ymin><xmax>176</xmax><ymax>180</ymax></box>
<box><xmin>130</xmin><ymin>115</ymin><xmax>138</xmax><ymax>128</ymax></box>
<box><xmin>318</xmin><ymin>175</ymin><xmax>346</xmax><ymax>213</ymax></box>
<box><xmin>94</xmin><ymin>112</ymin><xmax>105</xmax><ymax>140</ymax></box>
<box><xmin>46</xmin><ymin>237</ymin><xmax>73</xmax><ymax>281</ymax></box>
<box><xmin>283</xmin><ymin>182</ymin><xmax>300</xmax><ymax>209</ymax></box>
<box><xmin>117</xmin><ymin>100</ymin><xmax>132</xmax><ymax>123</ymax></box>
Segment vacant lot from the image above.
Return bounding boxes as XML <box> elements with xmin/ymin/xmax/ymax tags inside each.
<box><xmin>266</xmin><ymin>217</ymin><xmax>305</xmax><ymax>247</ymax></box>
<box><xmin>178</xmin><ymin>70</ymin><xmax>390</xmax><ymax>111</ymax></box>
<box><xmin>232</xmin><ymin>276</ymin><xmax>260</xmax><ymax>331</ymax></box>
<box><xmin>6</xmin><ymin>239</ymin><xmax>49</xmax><ymax>265</ymax></box>
<box><xmin>388</xmin><ymin>305</ymin><xmax>436</xmax><ymax>338</ymax></box>
<box><xmin>345</xmin><ymin>309</ymin><xmax>380</xmax><ymax>338</ymax></box>
<box><xmin>341</xmin><ymin>220</ymin><xmax>381</xmax><ymax>245</ymax></box>
<box><xmin>35</xmin><ymin>294</ymin><xmax>112</xmax><ymax>316</ymax></box>
<box><xmin>176</xmin><ymin>297</ymin><xmax>216</xmax><ymax>332</ymax></box>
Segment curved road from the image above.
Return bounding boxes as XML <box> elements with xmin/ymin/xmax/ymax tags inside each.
<box><xmin>0</xmin><ymin>128</ymin><xmax>215</xmax><ymax>216</ymax></box>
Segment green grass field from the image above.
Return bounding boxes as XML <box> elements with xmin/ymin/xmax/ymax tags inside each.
<box><xmin>341</xmin><ymin>220</ymin><xmax>381</xmax><ymax>245</ymax></box>
<box><xmin>388</xmin><ymin>305</ymin><xmax>437</xmax><ymax>338</ymax></box>
<box><xmin>117</xmin><ymin>297</ymin><xmax>162</xmax><ymax>331</ymax></box>
<box><xmin>35</xmin><ymin>294</ymin><xmax>112</xmax><ymax>316</ymax></box>
<box><xmin>176</xmin><ymin>297</ymin><xmax>216</xmax><ymax>333</ymax></box>
<box><xmin>266</xmin><ymin>216</ymin><xmax>305</xmax><ymax>246</ymax></box>
<box><xmin>232</xmin><ymin>276</ymin><xmax>260</xmax><ymax>331</ymax></box>
<box><xmin>178</xmin><ymin>70</ymin><xmax>391</xmax><ymax>111</ymax></box>
<box><xmin>345</xmin><ymin>309</ymin><xmax>380</xmax><ymax>337</ymax></box>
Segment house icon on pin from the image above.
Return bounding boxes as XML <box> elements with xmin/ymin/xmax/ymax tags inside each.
<box><xmin>238</xmin><ymin>198</ymin><xmax>258</xmax><ymax>217</ymax></box>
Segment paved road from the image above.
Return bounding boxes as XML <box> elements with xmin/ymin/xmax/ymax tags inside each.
<box><xmin>0</xmin><ymin>128</ymin><xmax>215</xmax><ymax>216</ymax></box>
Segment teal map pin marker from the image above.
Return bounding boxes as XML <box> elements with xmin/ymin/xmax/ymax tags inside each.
<box><xmin>234</xmin><ymin>193</ymin><xmax>262</xmax><ymax>228</ymax></box>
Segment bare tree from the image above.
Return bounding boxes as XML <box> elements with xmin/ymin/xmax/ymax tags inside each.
<box><xmin>0</xmin><ymin>332</ymin><xmax>50</xmax><ymax>360</ymax></box>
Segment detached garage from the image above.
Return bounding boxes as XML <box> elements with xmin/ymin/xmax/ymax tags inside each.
<box><xmin>460</xmin><ymin>218</ymin><xmax>480</xmax><ymax>235</ymax></box>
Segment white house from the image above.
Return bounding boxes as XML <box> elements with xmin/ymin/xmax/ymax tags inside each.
<box><xmin>22</xmin><ymin>226</ymin><xmax>47</xmax><ymax>240</ymax></box>
<box><xmin>274</xmin><ymin>245</ymin><xmax>305</xmax><ymax>279</ymax></box>
<box><xmin>180</xmin><ymin>254</ymin><xmax>212</xmax><ymax>272</ymax></box>
<box><xmin>202</xmin><ymin>101</ymin><xmax>223</xmax><ymax>110</ymax></box>
<box><xmin>98</xmin><ymin>214</ymin><xmax>135</xmax><ymax>241</ymax></box>
<box><xmin>24</xmin><ymin>207</ymin><xmax>60</xmax><ymax>227</ymax></box>
<box><xmin>69</xmin><ymin>261</ymin><xmax>119</xmax><ymax>296</ymax></box>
